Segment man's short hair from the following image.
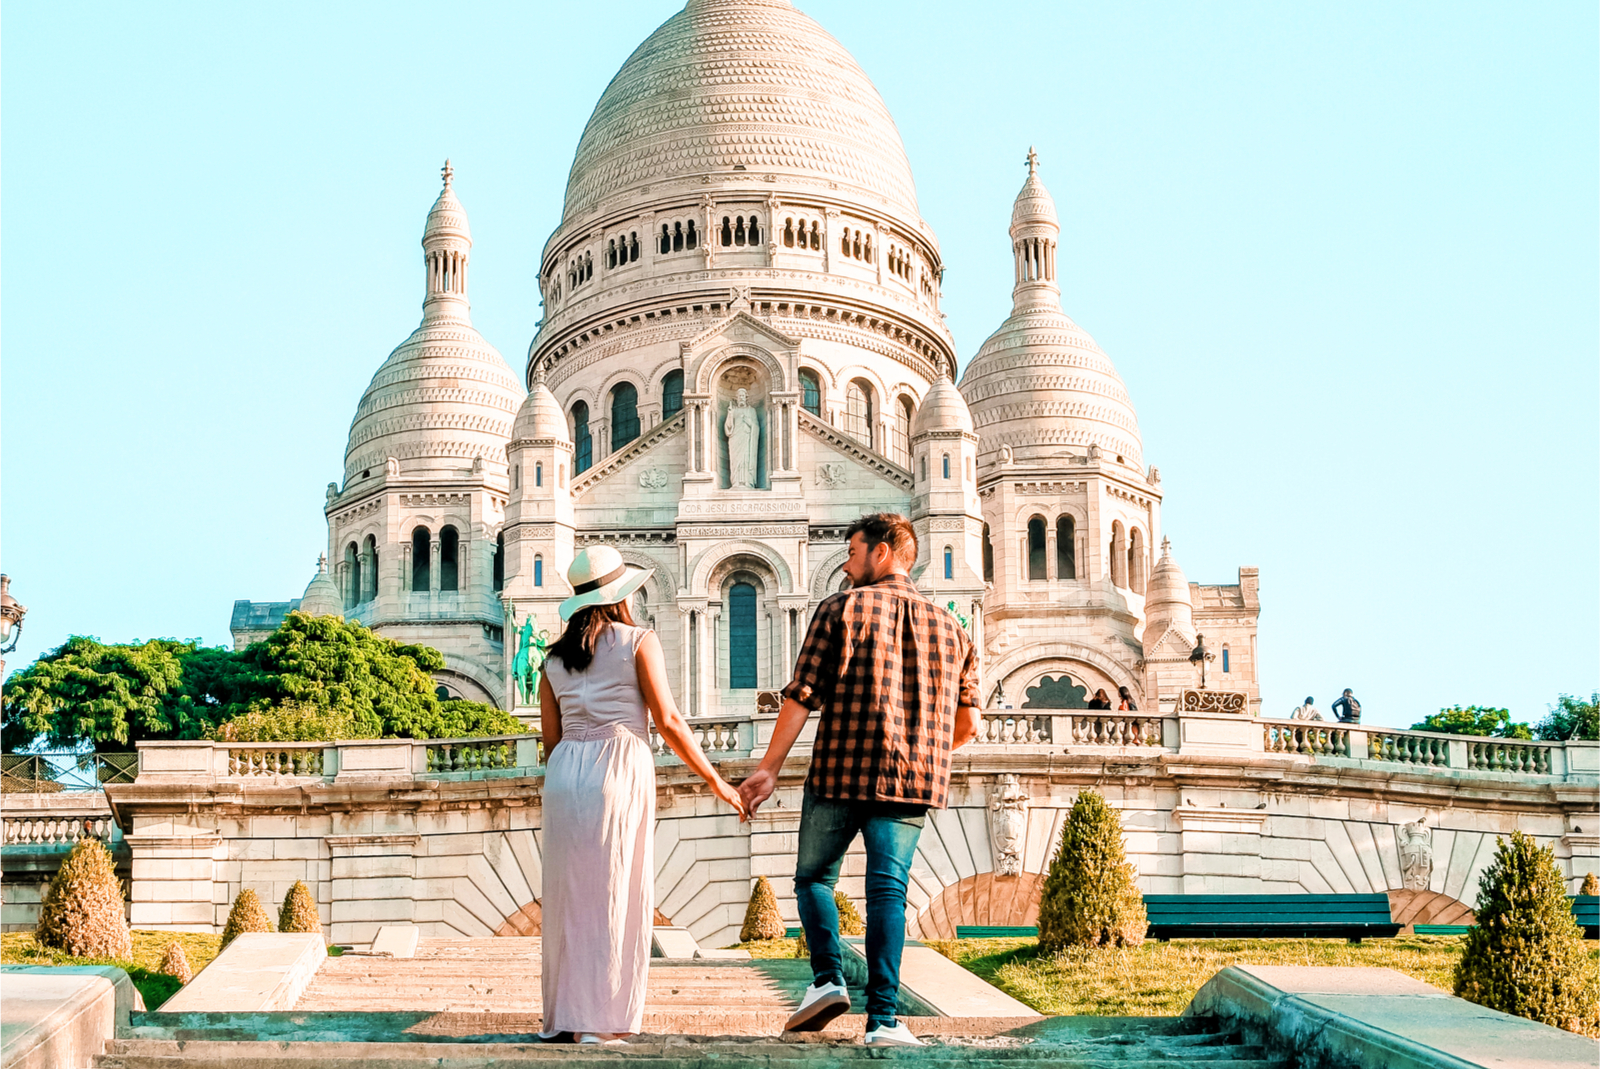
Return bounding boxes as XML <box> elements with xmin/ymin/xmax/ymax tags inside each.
<box><xmin>847</xmin><ymin>512</ymin><xmax>917</xmax><ymax>569</ymax></box>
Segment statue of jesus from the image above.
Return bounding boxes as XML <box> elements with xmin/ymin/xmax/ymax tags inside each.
<box><xmin>725</xmin><ymin>388</ymin><xmax>759</xmax><ymax>488</ymax></box>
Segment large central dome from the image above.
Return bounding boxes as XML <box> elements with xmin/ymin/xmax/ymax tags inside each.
<box><xmin>561</xmin><ymin>0</ymin><xmax>919</xmax><ymax>225</ymax></box>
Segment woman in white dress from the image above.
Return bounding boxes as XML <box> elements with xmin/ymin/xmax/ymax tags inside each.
<box><xmin>535</xmin><ymin>546</ymin><xmax>747</xmax><ymax>1044</ymax></box>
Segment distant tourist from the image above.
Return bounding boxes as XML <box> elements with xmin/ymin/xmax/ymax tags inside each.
<box><xmin>1087</xmin><ymin>689</ymin><xmax>1113</xmax><ymax>710</ymax></box>
<box><xmin>1331</xmin><ymin>689</ymin><xmax>1362</xmax><ymax>724</ymax></box>
<box><xmin>1117</xmin><ymin>686</ymin><xmax>1138</xmax><ymax>712</ymax></box>
<box><xmin>738</xmin><ymin>513</ymin><xmax>979</xmax><ymax>1047</ymax></box>
<box><xmin>537</xmin><ymin>547</ymin><xmax>747</xmax><ymax>1045</ymax></box>
<box><xmin>1291</xmin><ymin>697</ymin><xmax>1323</xmax><ymax>721</ymax></box>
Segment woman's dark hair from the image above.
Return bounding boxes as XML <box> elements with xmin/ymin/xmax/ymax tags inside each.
<box><xmin>1094</xmin><ymin>689</ymin><xmax>1109</xmax><ymax>700</ymax></box>
<box><xmin>547</xmin><ymin>600</ymin><xmax>635</xmax><ymax>673</ymax></box>
<box><xmin>1118</xmin><ymin>686</ymin><xmax>1133</xmax><ymax>701</ymax></box>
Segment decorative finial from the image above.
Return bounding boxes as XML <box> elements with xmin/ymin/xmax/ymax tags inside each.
<box><xmin>1161</xmin><ymin>536</ymin><xmax>1172</xmax><ymax>556</ymax></box>
<box><xmin>1026</xmin><ymin>146</ymin><xmax>1039</xmax><ymax>176</ymax></box>
<box><xmin>441</xmin><ymin>158</ymin><xmax>454</xmax><ymax>190</ymax></box>
<box><xmin>316</xmin><ymin>553</ymin><xmax>328</xmax><ymax>574</ymax></box>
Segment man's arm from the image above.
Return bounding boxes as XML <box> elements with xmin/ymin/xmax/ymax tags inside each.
<box><xmin>952</xmin><ymin>704</ymin><xmax>979</xmax><ymax>750</ymax></box>
<box><xmin>737</xmin><ymin>697</ymin><xmax>811</xmax><ymax>814</ymax></box>
<box><xmin>950</xmin><ymin>633</ymin><xmax>981</xmax><ymax>750</ymax></box>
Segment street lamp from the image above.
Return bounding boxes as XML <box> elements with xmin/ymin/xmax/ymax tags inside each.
<box><xmin>1</xmin><ymin>575</ymin><xmax>27</xmax><ymax>681</ymax></box>
<box><xmin>1189</xmin><ymin>632</ymin><xmax>1215</xmax><ymax>689</ymax></box>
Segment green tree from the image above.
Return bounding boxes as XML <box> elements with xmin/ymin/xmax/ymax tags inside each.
<box><xmin>1037</xmin><ymin>790</ymin><xmax>1147</xmax><ymax>952</ymax></box>
<box><xmin>1</xmin><ymin>636</ymin><xmax>232</xmax><ymax>752</ymax></box>
<box><xmin>1454</xmin><ymin>831</ymin><xmax>1598</xmax><ymax>1035</ymax></box>
<box><xmin>1411</xmin><ymin>705</ymin><xmax>1532</xmax><ymax>740</ymax></box>
<box><xmin>1536</xmin><ymin>693</ymin><xmax>1599</xmax><ymax>742</ymax></box>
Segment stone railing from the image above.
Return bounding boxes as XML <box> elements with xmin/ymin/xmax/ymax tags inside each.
<box><xmin>975</xmin><ymin>711</ymin><xmax>1174</xmax><ymax>749</ymax></box>
<box><xmin>134</xmin><ymin>736</ymin><xmax>545</xmax><ymax>784</ymax></box>
<box><xmin>1</xmin><ymin>794</ymin><xmax>118</xmax><ymax>849</ymax></box>
<box><xmin>1063</xmin><ymin>713</ymin><xmax>1171</xmax><ymax>748</ymax></box>
<box><xmin>649</xmin><ymin>717</ymin><xmax>753</xmax><ymax>761</ymax></box>
<box><xmin>1261</xmin><ymin>720</ymin><xmax>1584</xmax><ymax>778</ymax></box>
<box><xmin>225</xmin><ymin>744</ymin><xmax>326</xmax><ymax>778</ymax></box>
<box><xmin>424</xmin><ymin>735</ymin><xmax>535</xmax><ymax>774</ymax></box>
<box><xmin>976</xmin><ymin>713</ymin><xmax>1052</xmax><ymax>746</ymax></box>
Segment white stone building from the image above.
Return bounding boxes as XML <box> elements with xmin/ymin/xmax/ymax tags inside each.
<box><xmin>232</xmin><ymin>0</ymin><xmax>1261</xmax><ymax>718</ymax></box>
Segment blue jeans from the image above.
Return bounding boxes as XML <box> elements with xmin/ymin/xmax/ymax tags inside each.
<box><xmin>793</xmin><ymin>789</ymin><xmax>926</xmax><ymax>1030</ymax></box>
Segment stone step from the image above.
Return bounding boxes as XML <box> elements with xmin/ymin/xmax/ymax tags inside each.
<box><xmin>96</xmin><ymin>1036</ymin><xmax>1284</xmax><ymax>1069</ymax></box>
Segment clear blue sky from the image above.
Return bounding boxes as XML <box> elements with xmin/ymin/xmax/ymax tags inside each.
<box><xmin>3</xmin><ymin>1</ymin><xmax>1595</xmax><ymax>728</ymax></box>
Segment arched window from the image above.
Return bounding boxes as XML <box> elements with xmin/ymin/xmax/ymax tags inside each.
<box><xmin>1056</xmin><ymin>515</ymin><xmax>1076</xmax><ymax>580</ymax></box>
<box><xmin>661</xmin><ymin>369</ymin><xmax>684</xmax><ymax>420</ymax></box>
<box><xmin>411</xmin><ymin>527</ymin><xmax>431</xmax><ymax>591</ymax></box>
<box><xmin>891</xmin><ymin>396</ymin><xmax>913</xmax><ymax>467</ymax></box>
<box><xmin>439</xmin><ymin>526</ymin><xmax>459</xmax><ymax>591</ymax></box>
<box><xmin>1027</xmin><ymin>516</ymin><xmax>1047</xmax><ymax>581</ymax></box>
<box><xmin>363</xmin><ymin>536</ymin><xmax>378</xmax><ymax>603</ymax></box>
<box><xmin>534</xmin><ymin>554</ymin><xmax>544</xmax><ymax>587</ymax></box>
<box><xmin>844</xmin><ymin>379</ymin><xmax>873</xmax><ymax>447</ymax></box>
<box><xmin>1222</xmin><ymin>645</ymin><xmax>1231</xmax><ymax>673</ymax></box>
<box><xmin>982</xmin><ymin>522</ymin><xmax>995</xmax><ymax>583</ymax></box>
<box><xmin>799</xmin><ymin>369</ymin><xmax>821</xmax><ymax>416</ymax></box>
<box><xmin>1109</xmin><ymin>521</ymin><xmax>1127</xmax><ymax>588</ymax></box>
<box><xmin>728</xmin><ymin>582</ymin><xmax>758</xmax><ymax>688</ymax></box>
<box><xmin>610</xmin><ymin>382</ymin><xmax>640</xmax><ymax>450</ymax></box>
<box><xmin>344</xmin><ymin>541</ymin><xmax>360</xmax><ymax>609</ymax></box>
<box><xmin>492</xmin><ymin>531</ymin><xmax>505</xmax><ymax>592</ymax></box>
<box><xmin>571</xmin><ymin>401</ymin><xmax>592</xmax><ymax>474</ymax></box>
<box><xmin>943</xmin><ymin>546</ymin><xmax>954</xmax><ymax>580</ymax></box>
<box><xmin>1129</xmin><ymin>527</ymin><xmax>1146</xmax><ymax>594</ymax></box>
<box><xmin>941</xmin><ymin>453</ymin><xmax>951</xmax><ymax>480</ymax></box>
<box><xmin>535</xmin><ymin>461</ymin><xmax>543</xmax><ymax>487</ymax></box>
<box><xmin>721</xmin><ymin>216</ymin><xmax>734</xmax><ymax>246</ymax></box>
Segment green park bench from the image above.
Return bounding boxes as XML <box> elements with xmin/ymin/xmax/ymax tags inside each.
<box><xmin>1143</xmin><ymin>893</ymin><xmax>1400</xmax><ymax>941</ymax></box>
<box><xmin>1568</xmin><ymin>895</ymin><xmax>1597</xmax><ymax>938</ymax></box>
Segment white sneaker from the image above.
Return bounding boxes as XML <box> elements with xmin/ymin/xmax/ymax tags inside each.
<box><xmin>578</xmin><ymin>1034</ymin><xmax>626</xmax><ymax>1045</ymax></box>
<box><xmin>783</xmin><ymin>979</ymin><xmax>852</xmax><ymax>1032</ymax></box>
<box><xmin>864</xmin><ymin>1021</ymin><xmax>924</xmax><ymax>1046</ymax></box>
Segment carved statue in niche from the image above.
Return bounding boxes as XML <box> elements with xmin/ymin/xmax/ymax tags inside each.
<box><xmin>988</xmin><ymin>774</ymin><xmax>1030</xmax><ymax>877</ymax></box>
<box><xmin>725</xmin><ymin>388</ymin><xmax>760</xmax><ymax>488</ymax></box>
<box><xmin>1397</xmin><ymin>820</ymin><xmax>1433</xmax><ymax>890</ymax></box>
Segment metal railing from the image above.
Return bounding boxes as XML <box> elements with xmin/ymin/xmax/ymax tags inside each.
<box><xmin>1</xmin><ymin>752</ymin><xmax>138</xmax><ymax>793</ymax></box>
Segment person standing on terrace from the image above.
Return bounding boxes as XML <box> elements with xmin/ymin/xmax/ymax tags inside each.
<box><xmin>738</xmin><ymin>513</ymin><xmax>980</xmax><ymax>1047</ymax></box>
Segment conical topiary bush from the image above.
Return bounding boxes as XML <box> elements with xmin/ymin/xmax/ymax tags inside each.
<box><xmin>278</xmin><ymin>880</ymin><xmax>321</xmax><ymax>934</ymax></box>
<box><xmin>1453</xmin><ymin>831</ymin><xmax>1598</xmax><ymax>1035</ymax></box>
<box><xmin>35</xmin><ymin>838</ymin><xmax>132</xmax><ymax>959</ymax></box>
<box><xmin>1036</xmin><ymin>790</ymin><xmax>1147</xmax><ymax>952</ymax></box>
<box><xmin>834</xmin><ymin>891</ymin><xmax>865</xmax><ymax>936</ymax></box>
<box><xmin>1581</xmin><ymin>871</ymin><xmax>1598</xmax><ymax>897</ymax></box>
<box><xmin>158</xmin><ymin>941</ymin><xmax>193</xmax><ymax>984</ymax></box>
<box><xmin>740</xmin><ymin>876</ymin><xmax>787</xmax><ymax>942</ymax></box>
<box><xmin>221</xmin><ymin>888</ymin><xmax>274</xmax><ymax>948</ymax></box>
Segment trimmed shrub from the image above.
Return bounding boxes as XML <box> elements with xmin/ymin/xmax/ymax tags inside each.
<box><xmin>221</xmin><ymin>888</ymin><xmax>274</xmax><ymax>948</ymax></box>
<box><xmin>158</xmin><ymin>941</ymin><xmax>193</xmax><ymax>984</ymax></box>
<box><xmin>278</xmin><ymin>880</ymin><xmax>321</xmax><ymax>934</ymax></box>
<box><xmin>1581</xmin><ymin>871</ymin><xmax>1598</xmax><ymax>897</ymax></box>
<box><xmin>1454</xmin><ymin>831</ymin><xmax>1598</xmax><ymax>1035</ymax></box>
<box><xmin>35</xmin><ymin>838</ymin><xmax>132</xmax><ymax>959</ymax></box>
<box><xmin>740</xmin><ymin>876</ymin><xmax>787</xmax><ymax>942</ymax></box>
<box><xmin>1037</xmin><ymin>790</ymin><xmax>1147</xmax><ymax>952</ymax></box>
<box><xmin>835</xmin><ymin>891</ymin><xmax>865</xmax><ymax>936</ymax></box>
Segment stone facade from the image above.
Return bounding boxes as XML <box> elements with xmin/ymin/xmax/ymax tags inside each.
<box><xmin>229</xmin><ymin>0</ymin><xmax>1258</xmax><ymax>718</ymax></box>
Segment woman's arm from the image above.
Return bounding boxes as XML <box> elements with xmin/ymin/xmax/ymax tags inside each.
<box><xmin>635</xmin><ymin>630</ymin><xmax>747</xmax><ymax>820</ymax></box>
<box><xmin>537</xmin><ymin>673</ymin><xmax>561</xmax><ymax>754</ymax></box>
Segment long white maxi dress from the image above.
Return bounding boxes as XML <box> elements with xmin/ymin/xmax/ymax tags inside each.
<box><xmin>539</xmin><ymin>623</ymin><xmax>655</xmax><ymax>1037</ymax></box>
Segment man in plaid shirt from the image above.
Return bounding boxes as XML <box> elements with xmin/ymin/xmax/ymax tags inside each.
<box><xmin>739</xmin><ymin>513</ymin><xmax>979</xmax><ymax>1046</ymax></box>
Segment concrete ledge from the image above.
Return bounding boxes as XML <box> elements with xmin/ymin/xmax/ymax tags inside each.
<box><xmin>160</xmin><ymin>933</ymin><xmax>325</xmax><ymax>1013</ymax></box>
<box><xmin>371</xmin><ymin>925</ymin><xmax>419</xmax><ymax>959</ymax></box>
<box><xmin>1186</xmin><ymin>964</ymin><xmax>1596</xmax><ymax>1069</ymax></box>
<box><xmin>837</xmin><ymin>938</ymin><xmax>1034</xmax><ymax>1019</ymax></box>
<box><xmin>0</xmin><ymin>965</ymin><xmax>141</xmax><ymax>1069</ymax></box>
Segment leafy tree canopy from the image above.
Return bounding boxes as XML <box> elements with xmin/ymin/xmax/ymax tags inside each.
<box><xmin>1536</xmin><ymin>693</ymin><xmax>1599</xmax><ymax>742</ymax></box>
<box><xmin>1411</xmin><ymin>705</ymin><xmax>1532</xmax><ymax>740</ymax></box>
<box><xmin>4</xmin><ymin>612</ymin><xmax>519</xmax><ymax>751</ymax></box>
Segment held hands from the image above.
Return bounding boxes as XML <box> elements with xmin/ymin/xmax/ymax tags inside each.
<box><xmin>737</xmin><ymin>768</ymin><xmax>777</xmax><ymax>816</ymax></box>
<box><xmin>711</xmin><ymin>775</ymin><xmax>750</xmax><ymax>822</ymax></box>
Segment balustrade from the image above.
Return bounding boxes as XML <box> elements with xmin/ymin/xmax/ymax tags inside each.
<box><xmin>425</xmin><ymin>737</ymin><xmax>520</xmax><ymax>773</ymax></box>
<box><xmin>977</xmin><ymin>714</ymin><xmax>1051</xmax><ymax>746</ymax></box>
<box><xmin>1066</xmin><ymin>714</ymin><xmax>1165</xmax><ymax>747</ymax></box>
<box><xmin>2</xmin><ymin>814</ymin><xmax>115</xmax><ymax>846</ymax></box>
<box><xmin>1468</xmin><ymin>739</ymin><xmax>1554</xmax><ymax>775</ymax></box>
<box><xmin>650</xmin><ymin>719</ymin><xmax>748</xmax><ymax>759</ymax></box>
<box><xmin>1366</xmin><ymin>730</ymin><xmax>1449</xmax><ymax>767</ymax></box>
<box><xmin>226</xmin><ymin>745</ymin><xmax>325</xmax><ymax>778</ymax></box>
<box><xmin>1263</xmin><ymin>722</ymin><xmax>1351</xmax><ymax>758</ymax></box>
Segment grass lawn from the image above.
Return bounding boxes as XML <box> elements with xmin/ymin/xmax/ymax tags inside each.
<box><xmin>925</xmin><ymin>935</ymin><xmax>1600</xmax><ymax>1018</ymax></box>
<box><xmin>2</xmin><ymin>929</ymin><xmax>223</xmax><ymax>1010</ymax></box>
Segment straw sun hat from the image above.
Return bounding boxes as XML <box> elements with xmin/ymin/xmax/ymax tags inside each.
<box><xmin>558</xmin><ymin>545</ymin><xmax>654</xmax><ymax>621</ymax></box>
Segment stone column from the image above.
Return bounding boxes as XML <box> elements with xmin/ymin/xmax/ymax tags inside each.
<box><xmin>125</xmin><ymin>831</ymin><xmax>224</xmax><ymax>932</ymax></box>
<box><xmin>430</xmin><ymin>539</ymin><xmax>442</xmax><ymax>595</ymax></box>
<box><xmin>326</xmin><ymin>833</ymin><xmax>419</xmax><ymax>949</ymax></box>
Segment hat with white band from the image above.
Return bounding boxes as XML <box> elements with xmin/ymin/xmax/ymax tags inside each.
<box><xmin>558</xmin><ymin>545</ymin><xmax>654</xmax><ymax>621</ymax></box>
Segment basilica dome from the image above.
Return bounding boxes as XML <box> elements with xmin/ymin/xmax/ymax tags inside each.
<box><xmin>960</xmin><ymin>155</ymin><xmax>1143</xmax><ymax>469</ymax></box>
<box><xmin>561</xmin><ymin>0</ymin><xmax>919</xmax><ymax>226</ymax></box>
<box><xmin>343</xmin><ymin>168</ymin><xmax>524</xmax><ymax>485</ymax></box>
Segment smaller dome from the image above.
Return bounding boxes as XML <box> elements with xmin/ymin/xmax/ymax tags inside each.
<box><xmin>1142</xmin><ymin>537</ymin><xmax>1194</xmax><ymax>646</ymax></box>
<box><xmin>511</xmin><ymin>379</ymin><xmax>570</xmax><ymax>443</ymax></box>
<box><xmin>299</xmin><ymin>556</ymin><xmax>342</xmax><ymax>617</ymax></box>
<box><xmin>424</xmin><ymin>160</ymin><xmax>471</xmax><ymax>246</ymax></box>
<box><xmin>1011</xmin><ymin>147</ymin><xmax>1058</xmax><ymax>230</ymax></box>
<box><xmin>911</xmin><ymin>375</ymin><xmax>974</xmax><ymax>437</ymax></box>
